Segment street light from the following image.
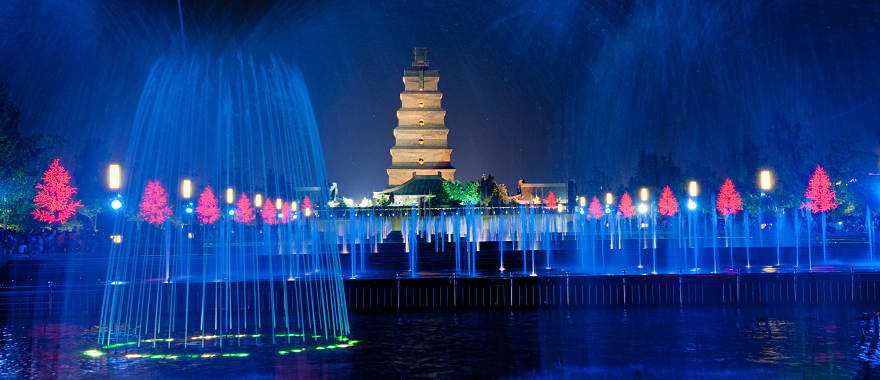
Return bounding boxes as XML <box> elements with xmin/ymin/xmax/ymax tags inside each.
<box><xmin>578</xmin><ymin>196</ymin><xmax>587</xmax><ymax>208</ymax></box>
<box><xmin>758</xmin><ymin>169</ymin><xmax>775</xmax><ymax>192</ymax></box>
<box><xmin>688</xmin><ymin>180</ymin><xmax>699</xmax><ymax>198</ymax></box>
<box><xmin>106</xmin><ymin>164</ymin><xmax>122</xmax><ymax>190</ymax></box>
<box><xmin>275</xmin><ymin>198</ymin><xmax>283</xmax><ymax>210</ymax></box>
<box><xmin>604</xmin><ymin>192</ymin><xmax>614</xmax><ymax>206</ymax></box>
<box><xmin>110</xmin><ymin>198</ymin><xmax>123</xmax><ymax>211</ymax></box>
<box><xmin>637</xmin><ymin>203</ymin><xmax>649</xmax><ymax>215</ymax></box>
<box><xmin>639</xmin><ymin>187</ymin><xmax>650</xmax><ymax>203</ymax></box>
<box><xmin>180</xmin><ymin>179</ymin><xmax>193</xmax><ymax>200</ymax></box>
<box><xmin>254</xmin><ymin>193</ymin><xmax>263</xmax><ymax>208</ymax></box>
<box><xmin>225</xmin><ymin>188</ymin><xmax>235</xmax><ymax>205</ymax></box>
<box><xmin>687</xmin><ymin>199</ymin><xmax>697</xmax><ymax>210</ymax></box>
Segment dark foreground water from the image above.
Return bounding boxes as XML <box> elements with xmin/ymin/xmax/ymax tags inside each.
<box><xmin>2</xmin><ymin>291</ymin><xmax>880</xmax><ymax>380</ymax></box>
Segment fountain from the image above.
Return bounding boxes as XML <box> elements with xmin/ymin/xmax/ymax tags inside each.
<box><xmin>98</xmin><ymin>54</ymin><xmax>349</xmax><ymax>351</ymax></box>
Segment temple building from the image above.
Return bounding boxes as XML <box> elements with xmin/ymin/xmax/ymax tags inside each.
<box><xmin>376</xmin><ymin>48</ymin><xmax>455</xmax><ymax>205</ymax></box>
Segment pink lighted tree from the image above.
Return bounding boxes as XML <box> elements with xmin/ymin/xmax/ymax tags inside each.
<box><xmin>804</xmin><ymin>165</ymin><xmax>838</xmax><ymax>213</ymax></box>
<box><xmin>716</xmin><ymin>178</ymin><xmax>743</xmax><ymax>217</ymax></box>
<box><xmin>196</xmin><ymin>186</ymin><xmax>220</xmax><ymax>225</ymax></box>
<box><xmin>139</xmin><ymin>180</ymin><xmax>173</xmax><ymax>225</ymax></box>
<box><xmin>588</xmin><ymin>196</ymin><xmax>604</xmax><ymax>219</ymax></box>
<box><xmin>618</xmin><ymin>192</ymin><xmax>635</xmax><ymax>219</ymax></box>
<box><xmin>261</xmin><ymin>199</ymin><xmax>277</xmax><ymax>225</ymax></box>
<box><xmin>32</xmin><ymin>158</ymin><xmax>83</xmax><ymax>224</ymax></box>
<box><xmin>234</xmin><ymin>193</ymin><xmax>255</xmax><ymax>224</ymax></box>
<box><xmin>545</xmin><ymin>191</ymin><xmax>557</xmax><ymax>208</ymax></box>
<box><xmin>658</xmin><ymin>185</ymin><xmax>679</xmax><ymax>217</ymax></box>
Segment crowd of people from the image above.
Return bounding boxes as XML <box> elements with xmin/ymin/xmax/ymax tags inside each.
<box><xmin>0</xmin><ymin>229</ymin><xmax>92</xmax><ymax>256</ymax></box>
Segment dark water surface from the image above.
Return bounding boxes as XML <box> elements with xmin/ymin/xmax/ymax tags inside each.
<box><xmin>1</xmin><ymin>290</ymin><xmax>879</xmax><ymax>379</ymax></box>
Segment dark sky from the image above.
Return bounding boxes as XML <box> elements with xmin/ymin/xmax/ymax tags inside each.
<box><xmin>1</xmin><ymin>1</ymin><xmax>878</xmax><ymax>197</ymax></box>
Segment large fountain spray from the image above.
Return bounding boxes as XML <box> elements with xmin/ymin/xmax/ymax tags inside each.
<box><xmin>97</xmin><ymin>53</ymin><xmax>349</xmax><ymax>349</ymax></box>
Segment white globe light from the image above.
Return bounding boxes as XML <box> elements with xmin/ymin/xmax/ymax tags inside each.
<box><xmin>687</xmin><ymin>199</ymin><xmax>697</xmax><ymax>211</ymax></box>
<box><xmin>637</xmin><ymin>203</ymin><xmax>649</xmax><ymax>215</ymax></box>
<box><xmin>110</xmin><ymin>199</ymin><xmax>123</xmax><ymax>211</ymax></box>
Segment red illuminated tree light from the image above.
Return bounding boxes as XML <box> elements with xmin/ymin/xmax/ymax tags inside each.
<box><xmin>261</xmin><ymin>199</ymin><xmax>277</xmax><ymax>225</ymax></box>
<box><xmin>280</xmin><ymin>201</ymin><xmax>291</xmax><ymax>224</ymax></box>
<box><xmin>588</xmin><ymin>196</ymin><xmax>603</xmax><ymax>219</ymax></box>
<box><xmin>658</xmin><ymin>185</ymin><xmax>680</xmax><ymax>217</ymax></box>
<box><xmin>618</xmin><ymin>192</ymin><xmax>635</xmax><ymax>219</ymax></box>
<box><xmin>196</xmin><ymin>186</ymin><xmax>220</xmax><ymax>225</ymax></box>
<box><xmin>545</xmin><ymin>191</ymin><xmax>557</xmax><ymax>209</ymax></box>
<box><xmin>139</xmin><ymin>180</ymin><xmax>173</xmax><ymax>225</ymax></box>
<box><xmin>302</xmin><ymin>195</ymin><xmax>312</xmax><ymax>211</ymax></box>
<box><xmin>804</xmin><ymin>165</ymin><xmax>838</xmax><ymax>214</ymax></box>
<box><xmin>716</xmin><ymin>178</ymin><xmax>743</xmax><ymax>217</ymax></box>
<box><xmin>32</xmin><ymin>158</ymin><xmax>83</xmax><ymax>224</ymax></box>
<box><xmin>234</xmin><ymin>192</ymin><xmax>255</xmax><ymax>224</ymax></box>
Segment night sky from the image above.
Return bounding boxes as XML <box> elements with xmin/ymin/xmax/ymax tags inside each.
<box><xmin>1</xmin><ymin>1</ymin><xmax>879</xmax><ymax>198</ymax></box>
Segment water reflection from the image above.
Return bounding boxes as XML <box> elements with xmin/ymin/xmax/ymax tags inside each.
<box><xmin>1</xmin><ymin>296</ymin><xmax>878</xmax><ymax>378</ymax></box>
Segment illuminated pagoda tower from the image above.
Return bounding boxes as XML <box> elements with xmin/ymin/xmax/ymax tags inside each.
<box><xmin>386</xmin><ymin>47</ymin><xmax>455</xmax><ymax>187</ymax></box>
<box><xmin>375</xmin><ymin>48</ymin><xmax>455</xmax><ymax>205</ymax></box>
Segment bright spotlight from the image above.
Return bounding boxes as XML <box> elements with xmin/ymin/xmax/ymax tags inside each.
<box><xmin>254</xmin><ymin>193</ymin><xmax>263</xmax><ymax>208</ymax></box>
<box><xmin>106</xmin><ymin>164</ymin><xmax>122</xmax><ymax>190</ymax></box>
<box><xmin>185</xmin><ymin>206</ymin><xmax>194</xmax><ymax>214</ymax></box>
<box><xmin>275</xmin><ymin>198</ymin><xmax>283</xmax><ymax>210</ymax></box>
<box><xmin>110</xmin><ymin>198</ymin><xmax>123</xmax><ymax>211</ymax></box>
<box><xmin>687</xmin><ymin>198</ymin><xmax>697</xmax><ymax>211</ymax></box>
<box><xmin>637</xmin><ymin>203</ymin><xmax>649</xmax><ymax>215</ymax></box>
<box><xmin>604</xmin><ymin>192</ymin><xmax>614</xmax><ymax>206</ymax></box>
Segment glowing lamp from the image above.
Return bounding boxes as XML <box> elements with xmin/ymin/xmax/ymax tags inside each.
<box><xmin>639</xmin><ymin>187</ymin><xmax>649</xmax><ymax>202</ymax></box>
<box><xmin>556</xmin><ymin>204</ymin><xmax>565</xmax><ymax>213</ymax></box>
<box><xmin>304</xmin><ymin>207</ymin><xmax>313</xmax><ymax>217</ymax></box>
<box><xmin>110</xmin><ymin>235</ymin><xmax>123</xmax><ymax>244</ymax></box>
<box><xmin>180</xmin><ymin>179</ymin><xmax>193</xmax><ymax>199</ymax></box>
<box><xmin>578</xmin><ymin>196</ymin><xmax>587</xmax><ymax>208</ymax></box>
<box><xmin>604</xmin><ymin>192</ymin><xmax>614</xmax><ymax>206</ymax></box>
<box><xmin>227</xmin><ymin>209</ymin><xmax>235</xmax><ymax>216</ymax></box>
<box><xmin>254</xmin><ymin>193</ymin><xmax>263</xmax><ymax>208</ymax></box>
<box><xmin>110</xmin><ymin>198</ymin><xmax>123</xmax><ymax>211</ymax></box>
<box><xmin>225</xmin><ymin>188</ymin><xmax>235</xmax><ymax>205</ymax></box>
<box><xmin>291</xmin><ymin>201</ymin><xmax>298</xmax><ymax>212</ymax></box>
<box><xmin>687</xmin><ymin>181</ymin><xmax>699</xmax><ymax>198</ymax></box>
<box><xmin>687</xmin><ymin>199</ymin><xmax>697</xmax><ymax>211</ymax></box>
<box><xmin>758</xmin><ymin>169</ymin><xmax>774</xmax><ymax>192</ymax></box>
<box><xmin>106</xmin><ymin>164</ymin><xmax>122</xmax><ymax>190</ymax></box>
<box><xmin>637</xmin><ymin>203</ymin><xmax>649</xmax><ymax>215</ymax></box>
<box><xmin>275</xmin><ymin>198</ymin><xmax>283</xmax><ymax>210</ymax></box>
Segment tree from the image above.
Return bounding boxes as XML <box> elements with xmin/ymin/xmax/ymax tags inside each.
<box><xmin>261</xmin><ymin>199</ymin><xmax>277</xmax><ymax>225</ymax></box>
<box><xmin>716</xmin><ymin>178</ymin><xmax>743</xmax><ymax>216</ymax></box>
<box><xmin>588</xmin><ymin>196</ymin><xmax>603</xmax><ymax>219</ymax></box>
<box><xmin>658</xmin><ymin>185</ymin><xmax>679</xmax><ymax>217</ymax></box>
<box><xmin>280</xmin><ymin>201</ymin><xmax>291</xmax><ymax>224</ymax></box>
<box><xmin>545</xmin><ymin>191</ymin><xmax>557</xmax><ymax>208</ymax></box>
<box><xmin>442</xmin><ymin>180</ymin><xmax>479</xmax><ymax>206</ymax></box>
<box><xmin>804</xmin><ymin>165</ymin><xmax>838</xmax><ymax>214</ymax></box>
<box><xmin>234</xmin><ymin>192</ymin><xmax>255</xmax><ymax>224</ymax></box>
<box><xmin>618</xmin><ymin>192</ymin><xmax>635</xmax><ymax>219</ymax></box>
<box><xmin>139</xmin><ymin>180</ymin><xmax>172</xmax><ymax>225</ymax></box>
<box><xmin>32</xmin><ymin>158</ymin><xmax>83</xmax><ymax>225</ymax></box>
<box><xmin>302</xmin><ymin>195</ymin><xmax>313</xmax><ymax>211</ymax></box>
<box><xmin>196</xmin><ymin>186</ymin><xmax>220</xmax><ymax>225</ymax></box>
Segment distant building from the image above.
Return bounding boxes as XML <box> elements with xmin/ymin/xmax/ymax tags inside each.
<box><xmin>376</xmin><ymin>48</ymin><xmax>455</xmax><ymax>205</ymax></box>
<box><xmin>512</xmin><ymin>179</ymin><xmax>573</xmax><ymax>207</ymax></box>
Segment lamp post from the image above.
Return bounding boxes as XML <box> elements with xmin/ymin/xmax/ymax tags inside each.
<box><xmin>758</xmin><ymin>169</ymin><xmax>779</xmax><ymax>265</ymax></box>
<box><xmin>637</xmin><ymin>188</ymin><xmax>649</xmax><ymax>270</ymax></box>
<box><xmin>687</xmin><ymin>180</ymin><xmax>699</xmax><ymax>271</ymax></box>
